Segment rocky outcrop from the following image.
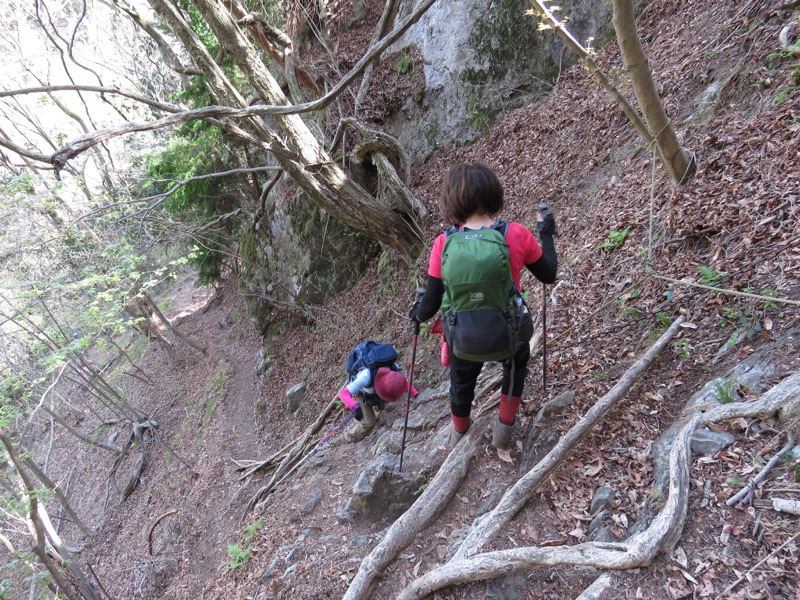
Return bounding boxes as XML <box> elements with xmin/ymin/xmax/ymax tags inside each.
<box><xmin>238</xmin><ymin>185</ymin><xmax>378</xmax><ymax>334</ymax></box>
<box><xmin>386</xmin><ymin>0</ymin><xmax>648</xmax><ymax>161</ymax></box>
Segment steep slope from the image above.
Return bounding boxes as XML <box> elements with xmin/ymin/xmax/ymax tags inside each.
<box><xmin>61</xmin><ymin>1</ymin><xmax>800</xmax><ymax>599</ymax></box>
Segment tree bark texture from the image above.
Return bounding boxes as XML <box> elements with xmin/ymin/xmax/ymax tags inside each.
<box><xmin>145</xmin><ymin>0</ymin><xmax>424</xmax><ymax>261</ymax></box>
<box><xmin>612</xmin><ymin>0</ymin><xmax>694</xmax><ymax>183</ymax></box>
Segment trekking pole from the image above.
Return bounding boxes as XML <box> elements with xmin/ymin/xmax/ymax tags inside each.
<box><xmin>270</xmin><ymin>412</ymin><xmax>354</xmax><ymax>492</ymax></box>
<box><xmin>538</xmin><ymin>203</ymin><xmax>550</xmax><ymax>392</ymax></box>
<box><xmin>399</xmin><ymin>288</ymin><xmax>424</xmax><ymax>472</ymax></box>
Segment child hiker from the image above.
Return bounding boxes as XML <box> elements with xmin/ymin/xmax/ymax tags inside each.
<box><xmin>337</xmin><ymin>341</ymin><xmax>417</xmax><ymax>442</ymax></box>
<box><xmin>410</xmin><ymin>162</ymin><xmax>557</xmax><ymax>450</ymax></box>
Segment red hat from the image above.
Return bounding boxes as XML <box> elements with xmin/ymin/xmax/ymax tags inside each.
<box><xmin>374</xmin><ymin>368</ymin><xmax>408</xmax><ymax>403</ymax></box>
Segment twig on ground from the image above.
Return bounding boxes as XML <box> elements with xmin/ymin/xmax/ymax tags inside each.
<box><xmin>727</xmin><ymin>434</ymin><xmax>796</xmax><ymax>506</ymax></box>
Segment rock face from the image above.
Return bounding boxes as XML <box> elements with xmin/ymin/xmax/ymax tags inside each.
<box><xmin>238</xmin><ymin>185</ymin><xmax>378</xmax><ymax>334</ymax></box>
<box><xmin>386</xmin><ymin>0</ymin><xmax>648</xmax><ymax>161</ymax></box>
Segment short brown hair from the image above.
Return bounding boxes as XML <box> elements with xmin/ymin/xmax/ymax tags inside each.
<box><xmin>439</xmin><ymin>162</ymin><xmax>504</xmax><ymax>225</ymax></box>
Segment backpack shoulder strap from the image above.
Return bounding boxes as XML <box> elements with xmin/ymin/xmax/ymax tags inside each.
<box><xmin>444</xmin><ymin>225</ymin><xmax>460</xmax><ymax>238</ymax></box>
<box><xmin>491</xmin><ymin>220</ymin><xmax>509</xmax><ymax>240</ymax></box>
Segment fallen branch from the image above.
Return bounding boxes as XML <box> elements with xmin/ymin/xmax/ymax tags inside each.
<box><xmin>397</xmin><ymin>373</ymin><xmax>800</xmax><ymax>599</ymax></box>
<box><xmin>726</xmin><ymin>433</ymin><xmax>795</xmax><ymax>506</ymax></box>
<box><xmin>240</xmin><ymin>397</ymin><xmax>345</xmax><ymax>511</ymax></box>
<box><xmin>148</xmin><ymin>510</ymin><xmax>177</xmax><ymax>556</ymax></box>
<box><xmin>714</xmin><ymin>529</ymin><xmax>800</xmax><ymax>600</ymax></box>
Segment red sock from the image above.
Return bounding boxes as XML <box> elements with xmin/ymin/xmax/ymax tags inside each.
<box><xmin>452</xmin><ymin>413</ymin><xmax>471</xmax><ymax>434</ymax></box>
<box><xmin>498</xmin><ymin>394</ymin><xmax>521</xmax><ymax>425</ymax></box>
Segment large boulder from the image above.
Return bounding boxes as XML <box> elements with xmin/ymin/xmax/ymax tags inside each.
<box><xmin>239</xmin><ymin>185</ymin><xmax>378</xmax><ymax>334</ymax></box>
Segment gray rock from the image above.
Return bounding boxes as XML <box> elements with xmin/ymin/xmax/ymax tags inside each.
<box><xmin>349</xmin><ymin>535</ymin><xmax>373</xmax><ymax>549</ymax></box>
<box><xmin>300</xmin><ymin>488</ymin><xmax>323</xmax><ymax>515</ymax></box>
<box><xmin>347</xmin><ymin>0</ymin><xmax>368</xmax><ymax>28</ymax></box>
<box><xmin>691</xmin><ymin>429</ymin><xmax>735</xmax><ymax>455</ymax></box>
<box><xmin>593</xmin><ymin>526</ymin><xmax>614</xmax><ymax>543</ymax></box>
<box><xmin>538</xmin><ymin>389</ymin><xmax>576</xmax><ymax>418</ymax></box>
<box><xmin>335</xmin><ymin>503</ymin><xmax>357</xmax><ymax>523</ymax></box>
<box><xmin>285</xmin><ymin>381</ymin><xmax>307</xmax><ymax>413</ymax></box>
<box><xmin>588</xmin><ymin>509</ymin><xmax>608</xmax><ymax>537</ymax></box>
<box><xmin>386</xmin><ymin>0</ymin><xmax>644</xmax><ymax>163</ymax></box>
<box><xmin>476</xmin><ymin>480</ymin><xmax>503</xmax><ymax>517</ymax></box>
<box><xmin>589</xmin><ymin>486</ymin><xmax>615</xmax><ymax>515</ymax></box>
<box><xmin>345</xmin><ymin>453</ymin><xmax>428</xmax><ymax>519</ymax></box>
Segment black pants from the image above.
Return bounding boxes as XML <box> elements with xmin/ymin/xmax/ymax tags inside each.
<box><xmin>447</xmin><ymin>310</ymin><xmax>533</xmax><ymax>419</ymax></box>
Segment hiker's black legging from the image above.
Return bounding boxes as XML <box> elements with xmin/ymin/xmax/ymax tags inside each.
<box><xmin>448</xmin><ymin>342</ymin><xmax>531</xmax><ymax>418</ymax></box>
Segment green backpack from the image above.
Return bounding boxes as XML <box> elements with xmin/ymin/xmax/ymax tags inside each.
<box><xmin>441</xmin><ymin>221</ymin><xmax>523</xmax><ymax>362</ymax></box>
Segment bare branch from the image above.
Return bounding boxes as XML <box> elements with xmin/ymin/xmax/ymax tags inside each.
<box><xmin>7</xmin><ymin>0</ymin><xmax>437</xmax><ymax>172</ymax></box>
<box><xmin>0</xmin><ymin>84</ymin><xmax>183</xmax><ymax>113</ymax></box>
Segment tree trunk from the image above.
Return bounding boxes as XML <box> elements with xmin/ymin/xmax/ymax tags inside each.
<box><xmin>0</xmin><ymin>431</ymin><xmax>88</xmax><ymax>600</ymax></box>
<box><xmin>612</xmin><ymin>0</ymin><xmax>695</xmax><ymax>184</ymax></box>
<box><xmin>148</xmin><ymin>0</ymin><xmax>423</xmax><ymax>261</ymax></box>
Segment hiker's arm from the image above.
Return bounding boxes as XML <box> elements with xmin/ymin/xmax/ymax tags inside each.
<box><xmin>411</xmin><ymin>275</ymin><xmax>444</xmax><ymax>322</ymax></box>
<box><xmin>526</xmin><ymin>233</ymin><xmax>557</xmax><ymax>283</ymax></box>
<box><xmin>339</xmin><ymin>369</ymin><xmax>370</xmax><ymax>411</ymax></box>
<box><xmin>345</xmin><ymin>369</ymin><xmax>371</xmax><ymax>395</ymax></box>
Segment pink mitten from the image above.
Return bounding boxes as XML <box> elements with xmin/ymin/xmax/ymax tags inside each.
<box><xmin>338</xmin><ymin>387</ymin><xmax>358</xmax><ymax>411</ymax></box>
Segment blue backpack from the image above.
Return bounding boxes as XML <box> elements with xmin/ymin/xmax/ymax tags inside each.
<box><xmin>346</xmin><ymin>341</ymin><xmax>399</xmax><ymax>382</ymax></box>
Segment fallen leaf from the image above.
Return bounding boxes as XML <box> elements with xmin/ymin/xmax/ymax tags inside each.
<box><xmin>568</xmin><ymin>526</ymin><xmax>585</xmax><ymax>540</ymax></box>
<box><xmin>584</xmin><ymin>461</ymin><xmax>603</xmax><ymax>476</ymax></box>
<box><xmin>673</xmin><ymin>546</ymin><xmax>689</xmax><ymax>569</ymax></box>
<box><xmin>496</xmin><ymin>448</ymin><xmax>514</xmax><ymax>464</ymax></box>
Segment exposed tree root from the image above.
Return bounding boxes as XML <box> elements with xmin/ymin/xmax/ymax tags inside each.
<box><xmin>396</xmin><ymin>372</ymin><xmax>800</xmax><ymax>599</ymax></box>
<box><xmin>342</xmin><ymin>420</ymin><xmax>486</xmax><ymax>600</ymax></box>
<box><xmin>452</xmin><ymin>316</ymin><xmax>685</xmax><ymax>562</ymax></box>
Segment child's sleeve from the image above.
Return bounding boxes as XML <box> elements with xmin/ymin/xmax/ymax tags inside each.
<box><xmin>345</xmin><ymin>368</ymin><xmax>372</xmax><ymax>395</ymax></box>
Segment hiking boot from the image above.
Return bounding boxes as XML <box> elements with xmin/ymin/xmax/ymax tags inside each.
<box><xmin>449</xmin><ymin>422</ymin><xmax>469</xmax><ymax>449</ymax></box>
<box><xmin>492</xmin><ymin>414</ymin><xmax>514</xmax><ymax>449</ymax></box>
<box><xmin>345</xmin><ymin>421</ymin><xmax>374</xmax><ymax>442</ymax></box>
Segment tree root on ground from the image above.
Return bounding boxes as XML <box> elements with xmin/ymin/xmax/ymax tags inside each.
<box><xmin>453</xmin><ymin>317</ymin><xmax>686</xmax><ymax>562</ymax></box>
<box><xmin>395</xmin><ymin>372</ymin><xmax>800</xmax><ymax>599</ymax></box>
<box><xmin>341</xmin><ymin>419</ymin><xmax>486</xmax><ymax>600</ymax></box>
<box><xmin>341</xmin><ymin>317</ymin><xmax>683</xmax><ymax>599</ymax></box>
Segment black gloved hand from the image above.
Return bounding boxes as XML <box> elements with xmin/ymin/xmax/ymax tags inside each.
<box><xmin>409</xmin><ymin>287</ymin><xmax>425</xmax><ymax>322</ymax></box>
<box><xmin>353</xmin><ymin>406</ymin><xmax>363</xmax><ymax>421</ymax></box>
<box><xmin>536</xmin><ymin>204</ymin><xmax>557</xmax><ymax>236</ymax></box>
<box><xmin>409</xmin><ymin>301</ymin><xmax>421</xmax><ymax>323</ymax></box>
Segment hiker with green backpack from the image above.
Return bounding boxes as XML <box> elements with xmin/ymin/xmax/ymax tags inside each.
<box><xmin>409</xmin><ymin>162</ymin><xmax>557</xmax><ymax>451</ymax></box>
